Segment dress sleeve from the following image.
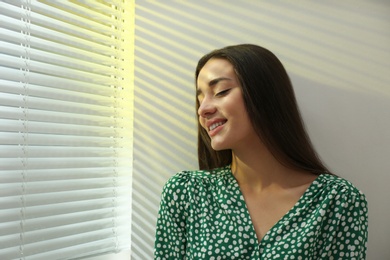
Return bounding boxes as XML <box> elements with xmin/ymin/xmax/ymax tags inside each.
<box><xmin>319</xmin><ymin>187</ymin><xmax>368</xmax><ymax>259</ymax></box>
<box><xmin>154</xmin><ymin>174</ymin><xmax>188</xmax><ymax>260</ymax></box>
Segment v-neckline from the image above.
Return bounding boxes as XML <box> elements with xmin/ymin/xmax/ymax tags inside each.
<box><xmin>226</xmin><ymin>166</ymin><xmax>322</xmax><ymax>245</ymax></box>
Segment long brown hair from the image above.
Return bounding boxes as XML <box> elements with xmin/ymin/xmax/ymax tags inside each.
<box><xmin>195</xmin><ymin>44</ymin><xmax>330</xmax><ymax>175</ymax></box>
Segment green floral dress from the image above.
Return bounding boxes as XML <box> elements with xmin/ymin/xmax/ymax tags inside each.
<box><xmin>154</xmin><ymin>166</ymin><xmax>368</xmax><ymax>259</ymax></box>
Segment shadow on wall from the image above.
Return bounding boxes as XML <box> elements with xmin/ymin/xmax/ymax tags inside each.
<box><xmin>132</xmin><ymin>0</ymin><xmax>390</xmax><ymax>259</ymax></box>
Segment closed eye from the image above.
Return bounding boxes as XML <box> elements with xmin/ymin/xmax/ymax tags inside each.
<box><xmin>215</xmin><ymin>89</ymin><xmax>231</xmax><ymax>97</ymax></box>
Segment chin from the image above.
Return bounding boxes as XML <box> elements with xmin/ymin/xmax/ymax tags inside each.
<box><xmin>210</xmin><ymin>142</ymin><xmax>229</xmax><ymax>151</ymax></box>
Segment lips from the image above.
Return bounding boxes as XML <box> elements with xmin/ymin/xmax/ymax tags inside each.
<box><xmin>206</xmin><ymin>119</ymin><xmax>227</xmax><ymax>136</ymax></box>
<box><xmin>206</xmin><ymin>119</ymin><xmax>226</xmax><ymax>130</ymax></box>
<box><xmin>209</xmin><ymin>121</ymin><xmax>225</xmax><ymax>131</ymax></box>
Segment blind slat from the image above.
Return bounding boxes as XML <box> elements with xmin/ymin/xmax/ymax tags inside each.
<box><xmin>1</xmin><ymin>167</ymin><xmax>131</xmax><ymax>183</ymax></box>
<box><xmin>0</xmin><ymin>92</ymin><xmax>124</xmax><ymax>116</ymax></box>
<box><xmin>0</xmin><ymin>119</ymin><xmax>128</xmax><ymax>137</ymax></box>
<box><xmin>0</xmin><ymin>157</ymin><xmax>132</xmax><ymax>170</ymax></box>
<box><xmin>0</xmin><ymin>66</ymin><xmax>123</xmax><ymax>94</ymax></box>
<box><xmin>0</xmin><ymin>28</ymin><xmax>118</xmax><ymax>66</ymax></box>
<box><xmin>0</xmin><ymin>81</ymin><xmax>122</xmax><ymax>108</ymax></box>
<box><xmin>1</xmin><ymin>185</ymin><xmax>130</xmax><ymax>207</ymax></box>
<box><xmin>1</xmin><ymin>41</ymin><xmax>118</xmax><ymax>76</ymax></box>
<box><xmin>0</xmin><ymin>54</ymin><xmax>115</xmax><ymax>85</ymax></box>
<box><xmin>0</xmin><ymin>70</ymin><xmax>122</xmax><ymax>95</ymax></box>
<box><xmin>0</xmin><ymin>3</ymin><xmax>119</xmax><ymax>45</ymax></box>
<box><xmin>0</xmin><ymin>131</ymin><xmax>131</xmax><ymax>145</ymax></box>
<box><xmin>45</xmin><ymin>0</ymin><xmax>121</xmax><ymax>20</ymax></box>
<box><xmin>0</xmin><ymin>15</ymin><xmax>119</xmax><ymax>55</ymax></box>
<box><xmin>0</xmin><ymin>106</ymin><xmax>132</xmax><ymax>127</ymax></box>
<box><xmin>0</xmin><ymin>146</ymin><xmax>132</xmax><ymax>158</ymax></box>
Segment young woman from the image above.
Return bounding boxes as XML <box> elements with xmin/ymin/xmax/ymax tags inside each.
<box><xmin>154</xmin><ymin>44</ymin><xmax>368</xmax><ymax>259</ymax></box>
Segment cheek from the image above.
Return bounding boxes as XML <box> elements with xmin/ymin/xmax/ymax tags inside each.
<box><xmin>198</xmin><ymin>116</ymin><xmax>206</xmax><ymax>129</ymax></box>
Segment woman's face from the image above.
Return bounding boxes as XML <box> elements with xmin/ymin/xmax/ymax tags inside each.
<box><xmin>197</xmin><ymin>58</ymin><xmax>259</xmax><ymax>151</ymax></box>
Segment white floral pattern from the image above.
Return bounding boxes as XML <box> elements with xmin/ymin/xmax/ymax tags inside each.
<box><xmin>154</xmin><ymin>166</ymin><xmax>368</xmax><ymax>259</ymax></box>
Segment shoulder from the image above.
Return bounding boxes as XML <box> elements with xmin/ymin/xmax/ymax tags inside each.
<box><xmin>312</xmin><ymin>174</ymin><xmax>368</xmax><ymax>210</ymax></box>
<box><xmin>159</xmin><ymin>166</ymin><xmax>232</xmax><ymax>214</ymax></box>
<box><xmin>162</xmin><ymin>165</ymin><xmax>232</xmax><ymax>193</ymax></box>
<box><xmin>316</xmin><ymin>174</ymin><xmax>365</xmax><ymax>197</ymax></box>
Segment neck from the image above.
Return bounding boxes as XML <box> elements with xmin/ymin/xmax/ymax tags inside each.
<box><xmin>231</xmin><ymin>144</ymin><xmax>312</xmax><ymax>191</ymax></box>
<box><xmin>231</xmin><ymin>147</ymin><xmax>279</xmax><ymax>187</ymax></box>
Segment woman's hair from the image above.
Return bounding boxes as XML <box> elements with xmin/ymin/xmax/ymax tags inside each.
<box><xmin>195</xmin><ymin>44</ymin><xmax>330</xmax><ymax>175</ymax></box>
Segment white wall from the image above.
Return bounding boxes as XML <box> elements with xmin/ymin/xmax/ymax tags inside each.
<box><xmin>83</xmin><ymin>251</ymin><xmax>130</xmax><ymax>260</ymax></box>
<box><xmin>133</xmin><ymin>1</ymin><xmax>390</xmax><ymax>259</ymax></box>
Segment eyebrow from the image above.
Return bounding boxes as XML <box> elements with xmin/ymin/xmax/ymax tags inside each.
<box><xmin>196</xmin><ymin>77</ymin><xmax>232</xmax><ymax>96</ymax></box>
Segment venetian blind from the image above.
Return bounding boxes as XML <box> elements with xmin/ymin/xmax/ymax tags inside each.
<box><xmin>0</xmin><ymin>0</ymin><xmax>134</xmax><ymax>259</ymax></box>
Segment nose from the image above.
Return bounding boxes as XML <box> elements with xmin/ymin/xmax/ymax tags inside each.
<box><xmin>197</xmin><ymin>96</ymin><xmax>216</xmax><ymax>118</ymax></box>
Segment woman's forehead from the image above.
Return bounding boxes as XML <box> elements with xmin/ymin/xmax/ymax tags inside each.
<box><xmin>197</xmin><ymin>59</ymin><xmax>235</xmax><ymax>84</ymax></box>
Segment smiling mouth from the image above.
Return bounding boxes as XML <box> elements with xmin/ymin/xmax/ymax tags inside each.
<box><xmin>209</xmin><ymin>121</ymin><xmax>226</xmax><ymax>131</ymax></box>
